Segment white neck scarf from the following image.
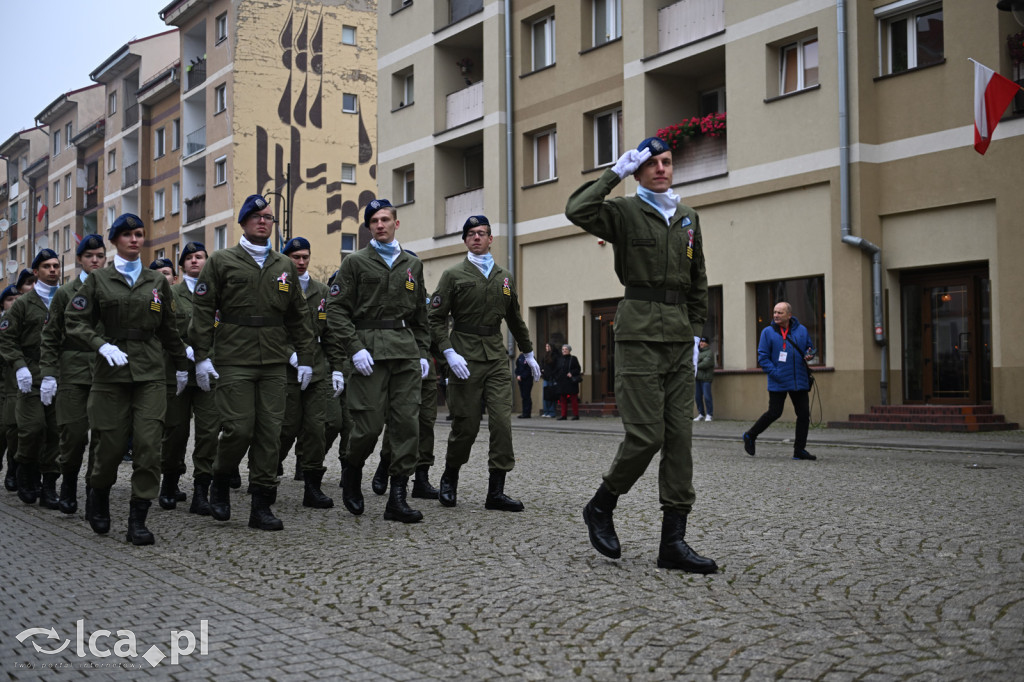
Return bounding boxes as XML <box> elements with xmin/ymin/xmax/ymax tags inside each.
<box><xmin>79</xmin><ymin>270</ymin><xmax>89</xmax><ymax>284</ymax></box>
<box><xmin>33</xmin><ymin>280</ymin><xmax>58</xmax><ymax>308</ymax></box>
<box><xmin>184</xmin><ymin>275</ymin><xmax>198</xmax><ymax>293</ymax></box>
<box><xmin>370</xmin><ymin>238</ymin><xmax>401</xmax><ymax>269</ymax></box>
<box><xmin>299</xmin><ymin>272</ymin><xmax>310</xmax><ymax>293</ymax></box>
<box><xmin>467</xmin><ymin>252</ymin><xmax>494</xmax><ymax>278</ymax></box>
<box><xmin>636</xmin><ymin>186</ymin><xmax>681</xmax><ymax>225</ymax></box>
<box><xmin>114</xmin><ymin>254</ymin><xmax>142</xmax><ymax>286</ymax></box>
<box><xmin>239</xmin><ymin>235</ymin><xmax>270</xmax><ymax>268</ymax></box>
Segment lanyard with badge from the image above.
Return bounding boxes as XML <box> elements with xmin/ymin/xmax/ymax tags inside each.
<box><xmin>778</xmin><ymin>326</ymin><xmax>788</xmax><ymax>363</ymax></box>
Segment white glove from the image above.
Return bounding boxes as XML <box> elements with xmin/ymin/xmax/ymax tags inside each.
<box><xmin>15</xmin><ymin>367</ymin><xmax>32</xmax><ymax>393</ymax></box>
<box><xmin>99</xmin><ymin>342</ymin><xmax>129</xmax><ymax>367</ymax></box>
<box><xmin>420</xmin><ymin>358</ymin><xmax>430</xmax><ymax>379</ymax></box>
<box><xmin>175</xmin><ymin>370</ymin><xmax>189</xmax><ymax>396</ymax></box>
<box><xmin>611</xmin><ymin>147</ymin><xmax>653</xmax><ymax>179</ymax></box>
<box><xmin>297</xmin><ymin>365</ymin><xmax>313</xmax><ymax>390</ymax></box>
<box><xmin>693</xmin><ymin>336</ymin><xmax>701</xmax><ymax>377</ymax></box>
<box><xmin>40</xmin><ymin>376</ymin><xmax>57</xmax><ymax>405</ymax></box>
<box><xmin>186</xmin><ymin>345</ymin><xmax>195</xmax><ymax>362</ymax></box>
<box><xmin>523</xmin><ymin>351</ymin><xmax>541</xmax><ymax>382</ymax></box>
<box><xmin>444</xmin><ymin>348</ymin><xmax>470</xmax><ymax>380</ymax></box>
<box><xmin>353</xmin><ymin>349</ymin><xmax>374</xmax><ymax>376</ymax></box>
<box><xmin>195</xmin><ymin>358</ymin><xmax>219</xmax><ymax>392</ymax></box>
<box><xmin>289</xmin><ymin>351</ymin><xmax>299</xmax><ymax>369</ymax></box>
<box><xmin>332</xmin><ymin>370</ymin><xmax>345</xmax><ymax>397</ymax></box>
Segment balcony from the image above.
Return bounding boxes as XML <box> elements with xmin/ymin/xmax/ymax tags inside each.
<box><xmin>672</xmin><ymin>136</ymin><xmax>727</xmax><ymax>183</ymax></box>
<box><xmin>184</xmin><ymin>194</ymin><xmax>206</xmax><ymax>225</ymax></box>
<box><xmin>185</xmin><ymin>126</ymin><xmax>206</xmax><ymax>158</ymax></box>
<box><xmin>186</xmin><ymin>59</ymin><xmax>207</xmax><ymax>92</ymax></box>
<box><xmin>122</xmin><ymin>162</ymin><xmax>139</xmax><ymax>189</ymax></box>
<box><xmin>446</xmin><ymin>81</ymin><xmax>483</xmax><ymax>130</ymax></box>
<box><xmin>123</xmin><ymin>103</ymin><xmax>139</xmax><ymax>131</ymax></box>
<box><xmin>444</xmin><ymin>187</ymin><xmax>483</xmax><ymax>235</ymax></box>
<box><xmin>85</xmin><ymin>185</ymin><xmax>98</xmax><ymax>210</ymax></box>
<box><xmin>658</xmin><ymin>0</ymin><xmax>725</xmax><ymax>53</ymax></box>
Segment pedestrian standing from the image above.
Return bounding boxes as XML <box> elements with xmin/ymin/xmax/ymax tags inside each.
<box><xmin>554</xmin><ymin>344</ymin><xmax>582</xmax><ymax>420</ymax></box>
<box><xmin>515</xmin><ymin>351</ymin><xmax>534</xmax><ymax>419</ymax></box>
<box><xmin>540</xmin><ymin>343</ymin><xmax>559</xmax><ymax>417</ymax></box>
<box><xmin>693</xmin><ymin>337</ymin><xmax>714</xmax><ymax>422</ymax></box>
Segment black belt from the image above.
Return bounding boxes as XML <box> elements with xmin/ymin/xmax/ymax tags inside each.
<box><xmin>624</xmin><ymin>287</ymin><xmax>682</xmax><ymax>304</ymax></box>
<box><xmin>106</xmin><ymin>328</ymin><xmax>154</xmax><ymax>341</ymax></box>
<box><xmin>454</xmin><ymin>322</ymin><xmax>500</xmax><ymax>336</ymax></box>
<box><xmin>355</xmin><ymin>319</ymin><xmax>409</xmax><ymax>330</ymax></box>
<box><xmin>220</xmin><ymin>314</ymin><xmax>284</xmax><ymax>327</ymax></box>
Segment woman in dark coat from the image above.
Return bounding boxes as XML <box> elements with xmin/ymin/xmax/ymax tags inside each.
<box><xmin>554</xmin><ymin>343</ymin><xmax>582</xmax><ymax>420</ymax></box>
<box><xmin>540</xmin><ymin>342</ymin><xmax>559</xmax><ymax>417</ymax></box>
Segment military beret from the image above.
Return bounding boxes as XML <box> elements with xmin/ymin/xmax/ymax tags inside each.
<box><xmin>363</xmin><ymin>198</ymin><xmax>393</xmax><ymax>227</ymax></box>
<box><xmin>636</xmin><ymin>136</ymin><xmax>671</xmax><ymax>157</ymax></box>
<box><xmin>179</xmin><ymin>241</ymin><xmax>207</xmax><ymax>266</ymax></box>
<box><xmin>238</xmin><ymin>194</ymin><xmax>269</xmax><ymax>224</ymax></box>
<box><xmin>76</xmin><ymin>233</ymin><xmax>104</xmax><ymax>256</ymax></box>
<box><xmin>108</xmin><ymin>213</ymin><xmax>145</xmax><ymax>241</ymax></box>
<box><xmin>149</xmin><ymin>257</ymin><xmax>175</xmax><ymax>272</ymax></box>
<box><xmin>31</xmin><ymin>248</ymin><xmax>60</xmax><ymax>270</ymax></box>
<box><xmin>461</xmin><ymin>215</ymin><xmax>490</xmax><ymax>241</ymax></box>
<box><xmin>327</xmin><ymin>269</ymin><xmax>339</xmax><ymax>287</ymax></box>
<box><xmin>282</xmin><ymin>236</ymin><xmax>311</xmax><ymax>254</ymax></box>
<box><xmin>15</xmin><ymin>268</ymin><xmax>33</xmax><ymax>290</ymax></box>
<box><xmin>0</xmin><ymin>284</ymin><xmax>18</xmax><ymax>305</ymax></box>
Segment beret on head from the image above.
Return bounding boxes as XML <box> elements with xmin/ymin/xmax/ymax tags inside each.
<box><xmin>636</xmin><ymin>136</ymin><xmax>670</xmax><ymax>157</ymax></box>
<box><xmin>282</xmin><ymin>236</ymin><xmax>311</xmax><ymax>254</ymax></box>
<box><xmin>327</xmin><ymin>269</ymin><xmax>339</xmax><ymax>287</ymax></box>
<box><xmin>363</xmin><ymin>198</ymin><xmax>393</xmax><ymax>227</ymax></box>
<box><xmin>149</xmin><ymin>257</ymin><xmax>174</xmax><ymax>271</ymax></box>
<box><xmin>15</xmin><ymin>268</ymin><xmax>33</xmax><ymax>289</ymax></box>
<box><xmin>179</xmin><ymin>241</ymin><xmax>207</xmax><ymax>266</ymax></box>
<box><xmin>461</xmin><ymin>215</ymin><xmax>490</xmax><ymax>241</ymax></box>
<box><xmin>76</xmin><ymin>233</ymin><xmax>104</xmax><ymax>256</ymax></box>
<box><xmin>31</xmin><ymin>248</ymin><xmax>60</xmax><ymax>270</ymax></box>
<box><xmin>238</xmin><ymin>194</ymin><xmax>269</xmax><ymax>224</ymax></box>
<box><xmin>108</xmin><ymin>213</ymin><xmax>145</xmax><ymax>241</ymax></box>
<box><xmin>0</xmin><ymin>285</ymin><xmax>18</xmax><ymax>304</ymax></box>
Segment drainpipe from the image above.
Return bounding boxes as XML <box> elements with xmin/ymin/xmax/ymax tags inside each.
<box><xmin>504</xmin><ymin>0</ymin><xmax>517</xmax><ymax>357</ymax></box>
<box><xmin>837</xmin><ymin>0</ymin><xmax>888</xmax><ymax>405</ymax></box>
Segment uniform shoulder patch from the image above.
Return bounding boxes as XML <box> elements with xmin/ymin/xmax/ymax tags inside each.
<box><xmin>195</xmin><ymin>282</ymin><xmax>208</xmax><ymax>296</ymax></box>
<box><xmin>71</xmin><ymin>295</ymin><xmax>88</xmax><ymax>310</ymax></box>
<box><xmin>329</xmin><ymin>283</ymin><xmax>340</xmax><ymax>297</ymax></box>
<box><xmin>0</xmin><ymin>319</ymin><xmax>8</xmax><ymax>331</ymax></box>
<box><xmin>430</xmin><ymin>294</ymin><xmax>442</xmax><ymax>308</ymax></box>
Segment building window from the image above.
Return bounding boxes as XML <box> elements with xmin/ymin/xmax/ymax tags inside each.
<box><xmin>592</xmin><ymin>0</ymin><xmax>621</xmax><ymax>48</ymax></box>
<box><xmin>214</xmin><ymin>156</ymin><xmax>227</xmax><ymax>186</ymax></box>
<box><xmin>876</xmin><ymin>1</ymin><xmax>943</xmax><ymax>76</ymax></box>
<box><xmin>216</xmin><ymin>12</ymin><xmax>228</xmax><ymax>42</ymax></box>
<box><xmin>172</xmin><ymin>243</ymin><xmax>180</xmax><ymax>266</ymax></box>
<box><xmin>154</xmin><ymin>127</ymin><xmax>166</xmax><ymax>158</ymax></box>
<box><xmin>155</xmin><ymin>248</ymin><xmax>165</xmax><ymax>260</ymax></box>
<box><xmin>393</xmin><ymin>68</ymin><xmax>414</xmax><ymax>108</ymax></box>
<box><xmin>593</xmin><ymin>107</ymin><xmax>622</xmax><ymax>167</ymax></box>
<box><xmin>65</xmin><ymin>122</ymin><xmax>73</xmax><ymax>147</ymax></box>
<box><xmin>534</xmin><ymin>303</ymin><xmax>568</xmax><ymax>355</ymax></box>
<box><xmin>106</xmin><ymin>206</ymin><xmax>116</xmax><ymax>228</ymax></box>
<box><xmin>171</xmin><ymin>119</ymin><xmax>181</xmax><ymax>151</ymax></box>
<box><xmin>54</xmin><ymin>181</ymin><xmax>61</xmax><ymax>206</ymax></box>
<box><xmin>171</xmin><ymin>182</ymin><xmax>180</xmax><ymax>215</ymax></box>
<box><xmin>215</xmin><ymin>84</ymin><xmax>227</xmax><ymax>113</ymax></box>
<box><xmin>108</xmin><ymin>92</ymin><xmax>117</xmax><ymax>115</ymax></box>
<box><xmin>402</xmin><ymin>167</ymin><xmax>415</xmax><ymax>203</ymax></box>
<box><xmin>341</xmin><ymin>234</ymin><xmax>356</xmax><ymax>253</ymax></box>
<box><xmin>52</xmin><ymin>230</ymin><xmax>59</xmax><ymax>254</ymax></box>
<box><xmin>342</xmin><ymin>93</ymin><xmax>358</xmax><ymax>113</ymax></box>
<box><xmin>107</xmin><ymin>149</ymin><xmax>116</xmax><ymax>172</ymax></box>
<box><xmin>63</xmin><ymin>226</ymin><xmax>71</xmax><ymax>253</ymax></box>
<box><xmin>530</xmin><ymin>13</ymin><xmax>556</xmax><ymax>71</ymax></box>
<box><xmin>154</xmin><ymin>189</ymin><xmax>166</xmax><ymax>220</ymax></box>
<box><xmin>532</xmin><ymin>129</ymin><xmax>557</xmax><ymax>183</ymax></box>
<box><xmin>64</xmin><ymin>174</ymin><xmax>72</xmax><ymax>200</ymax></box>
<box><xmin>341</xmin><ymin>163</ymin><xmax>356</xmax><ymax>183</ymax></box>
<box><xmin>342</xmin><ymin>25</ymin><xmax>356</xmax><ymax>45</ymax></box>
<box><xmin>53</xmin><ymin>130</ymin><xmax>61</xmax><ymax>157</ymax></box>
<box><xmin>780</xmin><ymin>36</ymin><xmax>819</xmax><ymax>95</ymax></box>
<box><xmin>214</xmin><ymin>225</ymin><xmax>226</xmax><ymax>251</ymax></box>
<box><xmin>754</xmin><ymin>276</ymin><xmax>826</xmax><ymax>365</ymax></box>
<box><xmin>21</xmin><ymin>202</ymin><xmax>28</xmax><ymax>220</ymax></box>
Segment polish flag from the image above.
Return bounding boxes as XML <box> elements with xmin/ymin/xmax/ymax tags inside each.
<box><xmin>973</xmin><ymin>60</ymin><xmax>1021</xmax><ymax>155</ymax></box>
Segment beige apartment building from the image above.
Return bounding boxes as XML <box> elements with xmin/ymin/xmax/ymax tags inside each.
<box><xmin>0</xmin><ymin>126</ymin><xmax>50</xmax><ymax>281</ymax></box>
<box><xmin>376</xmin><ymin>0</ymin><xmax>1024</xmax><ymax>425</ymax></box>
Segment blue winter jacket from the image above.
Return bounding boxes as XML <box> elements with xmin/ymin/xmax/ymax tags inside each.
<box><xmin>757</xmin><ymin>316</ymin><xmax>815</xmax><ymax>392</ymax></box>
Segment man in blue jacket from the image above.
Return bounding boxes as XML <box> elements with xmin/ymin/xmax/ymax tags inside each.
<box><xmin>743</xmin><ymin>301</ymin><xmax>817</xmax><ymax>460</ymax></box>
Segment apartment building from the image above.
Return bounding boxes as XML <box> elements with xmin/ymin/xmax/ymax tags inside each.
<box><xmin>377</xmin><ymin>0</ymin><xmax>1024</xmax><ymax>424</ymax></box>
<box><xmin>0</xmin><ymin>127</ymin><xmax>50</xmax><ymax>281</ymax></box>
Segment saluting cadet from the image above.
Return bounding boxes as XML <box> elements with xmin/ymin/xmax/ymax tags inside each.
<box><xmin>427</xmin><ymin>215</ymin><xmax>540</xmax><ymax>512</ymax></box>
<box><xmin>190</xmin><ymin>195</ymin><xmax>316</xmax><ymax>531</ymax></box>
<box><xmin>0</xmin><ymin>248</ymin><xmax>63</xmax><ymax>508</ymax></box>
<box><xmin>39</xmin><ymin>234</ymin><xmax>107</xmax><ymax>514</ymax></box>
<box><xmin>325</xmin><ymin>199</ymin><xmax>431</xmax><ymax>523</ymax></box>
<box><xmin>1</xmin><ymin>285</ymin><xmax>21</xmax><ymax>493</ymax></box>
<box><xmin>277</xmin><ymin>236</ymin><xmax>341</xmax><ymax>509</ymax></box>
<box><xmin>566</xmin><ymin>136</ymin><xmax>717</xmax><ymax>574</ymax></box>
<box><xmin>64</xmin><ymin>213</ymin><xmax>190</xmax><ymax>545</ymax></box>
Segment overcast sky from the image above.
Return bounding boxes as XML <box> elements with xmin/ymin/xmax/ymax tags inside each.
<box><xmin>1</xmin><ymin>0</ymin><xmax>170</xmax><ymax>137</ymax></box>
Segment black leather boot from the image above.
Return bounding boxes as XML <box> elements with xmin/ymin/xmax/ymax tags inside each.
<box><xmin>302</xmin><ymin>469</ymin><xmax>334</xmax><ymax>508</ymax></box>
<box><xmin>656</xmin><ymin>510</ymin><xmax>718</xmax><ymax>574</ymax></box>
<box><xmin>58</xmin><ymin>474</ymin><xmax>78</xmax><ymax>514</ymax></box>
<box><xmin>383</xmin><ymin>475</ymin><xmax>423</xmax><ymax>523</ymax></box>
<box><xmin>293</xmin><ymin>459</ymin><xmax>303</xmax><ymax>481</ymax></box>
<box><xmin>173</xmin><ymin>473</ymin><xmax>187</xmax><ymax>501</ymax></box>
<box><xmin>126</xmin><ymin>499</ymin><xmax>155</xmax><ymax>546</ymax></box>
<box><xmin>484</xmin><ymin>470</ymin><xmax>525</xmax><ymax>512</ymax></box>
<box><xmin>438</xmin><ymin>465</ymin><xmax>459</xmax><ymax>508</ymax></box>
<box><xmin>4</xmin><ymin>454</ymin><xmax>17</xmax><ymax>491</ymax></box>
<box><xmin>371</xmin><ymin>454</ymin><xmax>390</xmax><ymax>496</ymax></box>
<box><xmin>209</xmin><ymin>474</ymin><xmax>232</xmax><ymax>521</ymax></box>
<box><xmin>39</xmin><ymin>472</ymin><xmax>60</xmax><ymax>510</ymax></box>
<box><xmin>190</xmin><ymin>474</ymin><xmax>212</xmax><ymax>515</ymax></box>
<box><xmin>248</xmin><ymin>485</ymin><xmax>284</xmax><ymax>531</ymax></box>
<box><xmin>340</xmin><ymin>461</ymin><xmax>364</xmax><ymax>515</ymax></box>
<box><xmin>228</xmin><ymin>466</ymin><xmax>242</xmax><ymax>489</ymax></box>
<box><xmin>16</xmin><ymin>462</ymin><xmax>39</xmax><ymax>505</ymax></box>
<box><xmin>411</xmin><ymin>465</ymin><xmax>439</xmax><ymax>499</ymax></box>
<box><xmin>158</xmin><ymin>473</ymin><xmax>179</xmax><ymax>510</ymax></box>
<box><xmin>583</xmin><ymin>483</ymin><xmax>621</xmax><ymax>559</ymax></box>
<box><xmin>87</xmin><ymin>487</ymin><xmax>111</xmax><ymax>534</ymax></box>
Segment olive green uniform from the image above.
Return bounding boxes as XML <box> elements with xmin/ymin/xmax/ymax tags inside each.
<box><xmin>64</xmin><ymin>268</ymin><xmax>188</xmax><ymax>501</ymax></box>
<box><xmin>380</xmin><ymin>344</ymin><xmax>443</xmax><ymax>469</ymax></box>
<box><xmin>1</xmin><ymin>336</ymin><xmax>18</xmax><ymax>480</ymax></box>
<box><xmin>565</xmin><ymin>168</ymin><xmax>708</xmax><ymax>513</ymax></box>
<box><xmin>428</xmin><ymin>260</ymin><xmax>533</xmax><ymax>473</ymax></box>
<box><xmin>189</xmin><ymin>246</ymin><xmax>315</xmax><ymax>489</ymax></box>
<box><xmin>325</xmin><ymin>246</ymin><xmax>429</xmax><ymax>478</ymax></box>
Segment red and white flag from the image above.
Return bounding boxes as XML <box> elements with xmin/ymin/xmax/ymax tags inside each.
<box><xmin>973</xmin><ymin>60</ymin><xmax>1021</xmax><ymax>155</ymax></box>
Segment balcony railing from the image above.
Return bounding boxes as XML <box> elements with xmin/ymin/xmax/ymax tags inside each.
<box><xmin>121</xmin><ymin>162</ymin><xmax>139</xmax><ymax>189</ymax></box>
<box><xmin>672</xmin><ymin>135</ymin><xmax>727</xmax><ymax>183</ymax></box>
<box><xmin>446</xmin><ymin>81</ymin><xmax>484</xmax><ymax>130</ymax></box>
<box><xmin>444</xmin><ymin>187</ymin><xmax>484</xmax><ymax>235</ymax></box>
<box><xmin>185</xmin><ymin>126</ymin><xmax>206</xmax><ymax>158</ymax></box>
<box><xmin>123</xmin><ymin>103</ymin><xmax>139</xmax><ymax>131</ymax></box>
<box><xmin>186</xmin><ymin>60</ymin><xmax>207</xmax><ymax>92</ymax></box>
<box><xmin>85</xmin><ymin>185</ymin><xmax>98</xmax><ymax>210</ymax></box>
<box><xmin>184</xmin><ymin>194</ymin><xmax>206</xmax><ymax>225</ymax></box>
<box><xmin>658</xmin><ymin>0</ymin><xmax>725</xmax><ymax>53</ymax></box>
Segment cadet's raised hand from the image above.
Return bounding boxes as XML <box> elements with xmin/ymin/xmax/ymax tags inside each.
<box><xmin>611</xmin><ymin>147</ymin><xmax>653</xmax><ymax>179</ymax></box>
<box><xmin>444</xmin><ymin>348</ymin><xmax>470</xmax><ymax>380</ymax></box>
<box><xmin>98</xmin><ymin>343</ymin><xmax>128</xmax><ymax>367</ymax></box>
<box><xmin>352</xmin><ymin>349</ymin><xmax>374</xmax><ymax>376</ymax></box>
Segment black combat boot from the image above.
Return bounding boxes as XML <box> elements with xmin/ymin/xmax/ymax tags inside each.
<box><xmin>4</xmin><ymin>454</ymin><xmax>17</xmax><ymax>491</ymax></box>
<box><xmin>58</xmin><ymin>474</ymin><xmax>78</xmax><ymax>514</ymax></box>
<box><xmin>173</xmin><ymin>472</ymin><xmax>187</xmax><ymax>502</ymax></box>
<box><xmin>438</xmin><ymin>465</ymin><xmax>460</xmax><ymax>508</ymax></box>
<box><xmin>411</xmin><ymin>465</ymin><xmax>439</xmax><ymax>500</ymax></box>
<box><xmin>340</xmin><ymin>461</ymin><xmax>364</xmax><ymax>515</ymax></box>
<box><xmin>302</xmin><ymin>469</ymin><xmax>334</xmax><ymax>508</ymax></box>
<box><xmin>208</xmin><ymin>474</ymin><xmax>232</xmax><ymax>521</ymax></box>
<box><xmin>371</xmin><ymin>454</ymin><xmax>390</xmax><ymax>495</ymax></box>
<box><xmin>484</xmin><ymin>470</ymin><xmax>525</xmax><ymax>512</ymax></box>
<box><xmin>158</xmin><ymin>472</ymin><xmax>179</xmax><ymax>510</ymax></box>
<box><xmin>126</xmin><ymin>499</ymin><xmax>155</xmax><ymax>546</ymax></box>
<box><xmin>383</xmin><ymin>475</ymin><xmax>423</xmax><ymax>523</ymax></box>
<box><xmin>656</xmin><ymin>510</ymin><xmax>718</xmax><ymax>574</ymax></box>
<box><xmin>16</xmin><ymin>462</ymin><xmax>39</xmax><ymax>505</ymax></box>
<box><xmin>293</xmin><ymin>459</ymin><xmax>303</xmax><ymax>481</ymax></box>
<box><xmin>87</xmin><ymin>487</ymin><xmax>111</xmax><ymax>534</ymax></box>
<box><xmin>582</xmin><ymin>483</ymin><xmax>621</xmax><ymax>559</ymax></box>
<box><xmin>39</xmin><ymin>472</ymin><xmax>61</xmax><ymax>510</ymax></box>
<box><xmin>190</xmin><ymin>474</ymin><xmax>212</xmax><ymax>515</ymax></box>
<box><xmin>248</xmin><ymin>486</ymin><xmax>284</xmax><ymax>531</ymax></box>
<box><xmin>228</xmin><ymin>466</ymin><xmax>242</xmax><ymax>489</ymax></box>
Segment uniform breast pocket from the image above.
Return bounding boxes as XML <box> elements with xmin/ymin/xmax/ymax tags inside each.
<box><xmin>227</xmin><ymin>276</ymin><xmax>255</xmax><ymax>308</ymax></box>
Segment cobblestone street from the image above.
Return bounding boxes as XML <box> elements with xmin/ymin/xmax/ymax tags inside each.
<box><xmin>2</xmin><ymin>419</ymin><xmax>1022</xmax><ymax>680</ymax></box>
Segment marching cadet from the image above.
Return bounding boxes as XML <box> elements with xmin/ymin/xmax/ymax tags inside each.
<box><xmin>277</xmin><ymin>236</ymin><xmax>340</xmax><ymax>509</ymax></box>
<box><xmin>0</xmin><ymin>248</ymin><xmax>64</xmax><ymax>508</ymax></box>
<box><xmin>15</xmin><ymin>268</ymin><xmax>35</xmax><ymax>294</ymax></box>
<box><xmin>190</xmin><ymin>195</ymin><xmax>316</xmax><ymax>531</ymax></box>
<box><xmin>150</xmin><ymin>257</ymin><xmax>175</xmax><ymax>284</ymax></box>
<box><xmin>427</xmin><ymin>215</ymin><xmax>540</xmax><ymax>512</ymax></box>
<box><xmin>64</xmin><ymin>213</ymin><xmax>190</xmax><ymax>545</ymax></box>
<box><xmin>326</xmin><ymin>199</ymin><xmax>431</xmax><ymax>523</ymax></box>
<box><xmin>39</xmin><ymin>234</ymin><xmax>107</xmax><ymax>514</ymax></box>
<box><xmin>323</xmin><ymin>270</ymin><xmax>353</xmax><ymax>487</ymax></box>
<box><xmin>1</xmin><ymin>285</ymin><xmax>20</xmax><ymax>493</ymax></box>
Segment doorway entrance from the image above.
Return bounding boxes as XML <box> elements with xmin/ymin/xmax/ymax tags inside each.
<box><xmin>590</xmin><ymin>299</ymin><xmax>620</xmax><ymax>402</ymax></box>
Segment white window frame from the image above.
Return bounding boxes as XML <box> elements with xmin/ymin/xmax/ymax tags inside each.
<box><xmin>342</xmin><ymin>93</ymin><xmax>358</xmax><ymax>113</ymax></box>
<box><xmin>593</xmin><ymin>107</ymin><xmax>622</xmax><ymax>168</ymax></box>
<box><xmin>53</xmin><ymin>130</ymin><xmax>61</xmax><ymax>157</ymax></box>
<box><xmin>214</xmin><ymin>225</ymin><xmax>226</xmax><ymax>251</ymax></box>
<box><xmin>171</xmin><ymin>182</ymin><xmax>180</xmax><ymax>215</ymax></box>
<box><xmin>106</xmin><ymin>206</ymin><xmax>116</xmax><ymax>229</ymax></box>
<box><xmin>779</xmin><ymin>36</ymin><xmax>819</xmax><ymax>95</ymax></box>
<box><xmin>154</xmin><ymin>127</ymin><xmax>166</xmax><ymax>159</ymax></box>
<box><xmin>875</xmin><ymin>1</ymin><xmax>943</xmax><ymax>76</ymax></box>
<box><xmin>342</xmin><ymin>25</ymin><xmax>356</xmax><ymax>45</ymax></box>
<box><xmin>215</xmin><ymin>84</ymin><xmax>227</xmax><ymax>113</ymax></box>
<box><xmin>214</xmin><ymin>156</ymin><xmax>227</xmax><ymax>186</ymax></box>
<box><xmin>403</xmin><ymin>168</ymin><xmax>415</xmax><ymax>203</ymax></box>
<box><xmin>108</xmin><ymin>92</ymin><xmax>117</xmax><ymax>115</ymax></box>
<box><xmin>64</xmin><ymin>174</ymin><xmax>72</xmax><ymax>200</ymax></box>
<box><xmin>62</xmin><ymin>225</ymin><xmax>71</xmax><ymax>253</ymax></box>
<box><xmin>171</xmin><ymin>119</ymin><xmax>181</xmax><ymax>151</ymax></box>
<box><xmin>403</xmin><ymin>73</ymin><xmax>414</xmax><ymax>106</ymax></box>
<box><xmin>107</xmin><ymin>149</ymin><xmax>117</xmax><ymax>172</ymax></box>
<box><xmin>65</xmin><ymin>122</ymin><xmax>73</xmax><ymax>147</ymax></box>
<box><xmin>341</xmin><ymin>233</ymin><xmax>356</xmax><ymax>253</ymax></box>
<box><xmin>592</xmin><ymin>0</ymin><xmax>621</xmax><ymax>47</ymax></box>
<box><xmin>154</xmin><ymin>188</ymin><xmax>166</xmax><ymax>220</ymax></box>
<box><xmin>52</xmin><ymin>230</ymin><xmax>59</xmax><ymax>254</ymax></box>
<box><xmin>531</xmin><ymin>14</ymin><xmax>556</xmax><ymax>71</ymax></box>
<box><xmin>533</xmin><ymin>129</ymin><xmax>557</xmax><ymax>183</ymax></box>
<box><xmin>54</xmin><ymin>181</ymin><xmax>61</xmax><ymax>206</ymax></box>
<box><xmin>216</xmin><ymin>12</ymin><xmax>228</xmax><ymax>42</ymax></box>
<box><xmin>341</xmin><ymin>163</ymin><xmax>356</xmax><ymax>183</ymax></box>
